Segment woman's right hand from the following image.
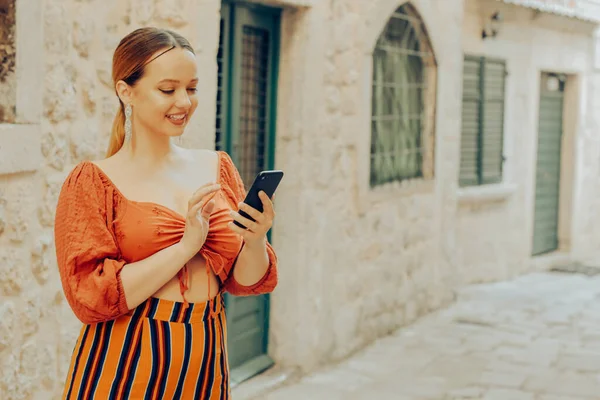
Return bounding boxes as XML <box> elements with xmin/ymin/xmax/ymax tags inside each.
<box><xmin>179</xmin><ymin>182</ymin><xmax>221</xmax><ymax>258</ymax></box>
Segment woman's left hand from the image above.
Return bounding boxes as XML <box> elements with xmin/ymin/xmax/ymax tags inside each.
<box><xmin>228</xmin><ymin>191</ymin><xmax>275</xmax><ymax>247</ymax></box>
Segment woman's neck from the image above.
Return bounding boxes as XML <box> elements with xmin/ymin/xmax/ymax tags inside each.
<box><xmin>119</xmin><ymin>125</ymin><xmax>180</xmax><ymax>168</ymax></box>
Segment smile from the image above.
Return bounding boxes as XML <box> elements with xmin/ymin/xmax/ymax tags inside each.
<box><xmin>166</xmin><ymin>113</ymin><xmax>187</xmax><ymax>125</ymax></box>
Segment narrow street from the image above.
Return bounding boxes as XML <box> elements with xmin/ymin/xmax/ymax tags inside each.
<box><xmin>259</xmin><ymin>272</ymin><xmax>600</xmax><ymax>400</ymax></box>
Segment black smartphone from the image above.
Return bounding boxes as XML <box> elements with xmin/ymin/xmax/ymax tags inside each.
<box><xmin>234</xmin><ymin>170</ymin><xmax>284</xmax><ymax>229</ymax></box>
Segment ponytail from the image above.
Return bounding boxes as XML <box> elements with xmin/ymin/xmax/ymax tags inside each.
<box><xmin>106</xmin><ymin>105</ymin><xmax>126</xmax><ymax>157</ymax></box>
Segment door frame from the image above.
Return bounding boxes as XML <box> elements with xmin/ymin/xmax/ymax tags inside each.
<box><xmin>219</xmin><ymin>0</ymin><xmax>281</xmax><ymax>385</ymax></box>
<box><xmin>531</xmin><ymin>71</ymin><xmax>577</xmax><ymax>257</ymax></box>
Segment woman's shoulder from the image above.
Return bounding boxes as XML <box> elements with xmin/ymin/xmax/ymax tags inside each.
<box><xmin>60</xmin><ymin>159</ymin><xmax>113</xmax><ymax>197</ymax></box>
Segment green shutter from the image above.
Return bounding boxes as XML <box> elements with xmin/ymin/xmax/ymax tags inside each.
<box><xmin>459</xmin><ymin>56</ymin><xmax>506</xmax><ymax>186</ymax></box>
<box><xmin>216</xmin><ymin>1</ymin><xmax>280</xmax><ymax>385</ymax></box>
<box><xmin>532</xmin><ymin>73</ymin><xmax>564</xmax><ymax>255</ymax></box>
<box><xmin>459</xmin><ymin>57</ymin><xmax>481</xmax><ymax>186</ymax></box>
<box><xmin>482</xmin><ymin>60</ymin><xmax>505</xmax><ymax>184</ymax></box>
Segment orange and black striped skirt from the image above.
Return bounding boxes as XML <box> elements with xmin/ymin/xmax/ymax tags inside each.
<box><xmin>62</xmin><ymin>295</ymin><xmax>229</xmax><ymax>399</ymax></box>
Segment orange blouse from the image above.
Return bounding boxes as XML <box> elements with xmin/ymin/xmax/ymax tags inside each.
<box><xmin>54</xmin><ymin>151</ymin><xmax>278</xmax><ymax>324</ymax></box>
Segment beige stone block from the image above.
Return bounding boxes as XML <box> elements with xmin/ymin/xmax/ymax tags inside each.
<box><xmin>483</xmin><ymin>389</ymin><xmax>535</xmax><ymax>400</ymax></box>
<box><xmin>44</xmin><ymin>1</ymin><xmax>72</xmax><ymax>56</ymax></box>
<box><xmin>20</xmin><ymin>294</ymin><xmax>44</xmax><ymax>337</ymax></box>
<box><xmin>479</xmin><ymin>370</ymin><xmax>527</xmax><ymax>389</ymax></box>
<box><xmin>0</xmin><ymin>190</ymin><xmax>6</xmax><ymax>235</ymax></box>
<box><xmin>523</xmin><ymin>371</ymin><xmax>600</xmax><ymax>398</ymax></box>
<box><xmin>38</xmin><ymin>172</ymin><xmax>68</xmax><ymax>228</ymax></box>
<box><xmin>72</xmin><ymin>9</ymin><xmax>95</xmax><ymax>59</ymax></box>
<box><xmin>3</xmin><ymin>177</ymin><xmax>37</xmax><ymax>244</ymax></box>
<box><xmin>133</xmin><ymin>0</ymin><xmax>154</xmax><ymax>25</ymax></box>
<box><xmin>555</xmin><ymin>351</ymin><xmax>600</xmax><ymax>373</ymax></box>
<box><xmin>31</xmin><ymin>232</ymin><xmax>55</xmax><ymax>283</ymax></box>
<box><xmin>96</xmin><ymin>60</ymin><xmax>114</xmax><ymax>91</ymax></box>
<box><xmin>0</xmin><ymin>248</ymin><xmax>27</xmax><ymax>295</ymax></box>
<box><xmin>41</xmin><ymin>122</ymin><xmax>69</xmax><ymax>171</ymax></box>
<box><xmin>0</xmin><ymin>300</ymin><xmax>17</xmax><ymax>351</ymax></box>
<box><xmin>44</xmin><ymin>61</ymin><xmax>78</xmax><ymax>123</ymax></box>
<box><xmin>78</xmin><ymin>67</ymin><xmax>98</xmax><ymax>117</ymax></box>
<box><xmin>0</xmin><ymin>124</ymin><xmax>42</xmax><ymax>174</ymax></box>
<box><xmin>0</xmin><ymin>343</ymin><xmax>38</xmax><ymax>400</ymax></box>
<box><xmin>154</xmin><ymin>0</ymin><xmax>190</xmax><ymax>28</ymax></box>
<box><xmin>69</xmin><ymin>119</ymin><xmax>102</xmax><ymax>163</ymax></box>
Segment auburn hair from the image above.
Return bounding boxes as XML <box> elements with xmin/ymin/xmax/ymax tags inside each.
<box><xmin>106</xmin><ymin>27</ymin><xmax>194</xmax><ymax>157</ymax></box>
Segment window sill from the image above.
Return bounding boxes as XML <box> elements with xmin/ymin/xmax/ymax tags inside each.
<box><xmin>357</xmin><ymin>178</ymin><xmax>435</xmax><ymax>215</ymax></box>
<box><xmin>457</xmin><ymin>183</ymin><xmax>516</xmax><ymax>206</ymax></box>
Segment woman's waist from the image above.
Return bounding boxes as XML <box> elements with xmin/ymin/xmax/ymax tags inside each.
<box><xmin>131</xmin><ymin>293</ymin><xmax>225</xmax><ymax>324</ymax></box>
<box><xmin>152</xmin><ymin>256</ymin><xmax>221</xmax><ymax>303</ymax></box>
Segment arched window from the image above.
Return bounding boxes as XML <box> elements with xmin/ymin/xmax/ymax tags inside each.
<box><xmin>370</xmin><ymin>3</ymin><xmax>436</xmax><ymax>186</ymax></box>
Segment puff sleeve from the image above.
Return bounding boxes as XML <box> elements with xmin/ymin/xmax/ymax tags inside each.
<box><xmin>54</xmin><ymin>162</ymin><xmax>129</xmax><ymax>324</ymax></box>
<box><xmin>218</xmin><ymin>151</ymin><xmax>279</xmax><ymax>296</ymax></box>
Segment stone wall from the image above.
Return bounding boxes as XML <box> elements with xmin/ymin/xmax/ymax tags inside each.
<box><xmin>0</xmin><ymin>0</ymin><xmax>221</xmax><ymax>398</ymax></box>
<box><xmin>268</xmin><ymin>0</ymin><xmax>464</xmax><ymax>370</ymax></box>
<box><xmin>455</xmin><ymin>0</ymin><xmax>600</xmax><ymax>284</ymax></box>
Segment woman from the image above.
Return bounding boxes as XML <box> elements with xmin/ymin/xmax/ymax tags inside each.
<box><xmin>54</xmin><ymin>27</ymin><xmax>278</xmax><ymax>399</ymax></box>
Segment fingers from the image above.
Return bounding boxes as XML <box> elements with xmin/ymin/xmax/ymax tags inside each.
<box><xmin>237</xmin><ymin>202</ymin><xmax>262</xmax><ymax>222</ymax></box>
<box><xmin>200</xmin><ymin>199</ymin><xmax>216</xmax><ymax>219</ymax></box>
<box><xmin>229</xmin><ymin>191</ymin><xmax>275</xmax><ymax>237</ymax></box>
<box><xmin>229</xmin><ymin>210</ymin><xmax>259</xmax><ymax>232</ymax></box>
<box><xmin>202</xmin><ymin>198</ymin><xmax>216</xmax><ymax>216</ymax></box>
<box><xmin>228</xmin><ymin>221</ymin><xmax>249</xmax><ymax>237</ymax></box>
<box><xmin>188</xmin><ymin>183</ymin><xmax>221</xmax><ymax>210</ymax></box>
<box><xmin>189</xmin><ymin>198</ymin><xmax>215</xmax><ymax>222</ymax></box>
<box><xmin>258</xmin><ymin>191</ymin><xmax>275</xmax><ymax>219</ymax></box>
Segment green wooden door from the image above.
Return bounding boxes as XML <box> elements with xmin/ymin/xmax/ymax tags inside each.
<box><xmin>532</xmin><ymin>73</ymin><xmax>564</xmax><ymax>256</ymax></box>
<box><xmin>216</xmin><ymin>1</ymin><xmax>280</xmax><ymax>385</ymax></box>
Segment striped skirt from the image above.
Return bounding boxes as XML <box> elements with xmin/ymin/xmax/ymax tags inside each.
<box><xmin>62</xmin><ymin>295</ymin><xmax>230</xmax><ymax>400</ymax></box>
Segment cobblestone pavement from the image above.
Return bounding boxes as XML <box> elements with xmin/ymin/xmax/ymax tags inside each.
<box><xmin>261</xmin><ymin>272</ymin><xmax>600</xmax><ymax>400</ymax></box>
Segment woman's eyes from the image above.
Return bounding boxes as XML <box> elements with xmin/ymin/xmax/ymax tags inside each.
<box><xmin>159</xmin><ymin>88</ymin><xmax>198</xmax><ymax>95</ymax></box>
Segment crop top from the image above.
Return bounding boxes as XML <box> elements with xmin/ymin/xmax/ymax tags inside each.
<box><xmin>54</xmin><ymin>151</ymin><xmax>278</xmax><ymax>324</ymax></box>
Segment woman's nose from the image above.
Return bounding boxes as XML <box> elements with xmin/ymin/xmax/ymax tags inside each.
<box><xmin>175</xmin><ymin>89</ymin><xmax>192</xmax><ymax>109</ymax></box>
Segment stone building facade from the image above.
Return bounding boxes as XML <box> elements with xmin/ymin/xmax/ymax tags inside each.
<box><xmin>1</xmin><ymin>0</ymin><xmax>600</xmax><ymax>398</ymax></box>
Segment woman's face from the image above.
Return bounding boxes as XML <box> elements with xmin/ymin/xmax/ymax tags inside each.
<box><xmin>129</xmin><ymin>47</ymin><xmax>199</xmax><ymax>138</ymax></box>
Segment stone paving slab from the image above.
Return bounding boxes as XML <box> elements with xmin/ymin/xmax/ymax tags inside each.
<box><xmin>258</xmin><ymin>272</ymin><xmax>600</xmax><ymax>400</ymax></box>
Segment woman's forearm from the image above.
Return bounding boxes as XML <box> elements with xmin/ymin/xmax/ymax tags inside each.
<box><xmin>120</xmin><ymin>242</ymin><xmax>194</xmax><ymax>310</ymax></box>
<box><xmin>231</xmin><ymin>239</ymin><xmax>270</xmax><ymax>286</ymax></box>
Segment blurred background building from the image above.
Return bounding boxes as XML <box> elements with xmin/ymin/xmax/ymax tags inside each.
<box><xmin>2</xmin><ymin>0</ymin><xmax>600</xmax><ymax>398</ymax></box>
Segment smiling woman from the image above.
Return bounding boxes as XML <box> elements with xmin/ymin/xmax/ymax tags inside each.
<box><xmin>54</xmin><ymin>27</ymin><xmax>278</xmax><ymax>399</ymax></box>
<box><xmin>107</xmin><ymin>28</ymin><xmax>199</xmax><ymax>156</ymax></box>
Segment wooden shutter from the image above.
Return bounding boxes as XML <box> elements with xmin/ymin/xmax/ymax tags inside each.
<box><xmin>481</xmin><ymin>59</ymin><xmax>506</xmax><ymax>184</ymax></box>
<box><xmin>459</xmin><ymin>56</ymin><xmax>481</xmax><ymax>186</ymax></box>
<box><xmin>459</xmin><ymin>56</ymin><xmax>506</xmax><ymax>186</ymax></box>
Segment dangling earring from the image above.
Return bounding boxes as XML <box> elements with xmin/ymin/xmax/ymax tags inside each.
<box><xmin>124</xmin><ymin>104</ymin><xmax>132</xmax><ymax>142</ymax></box>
